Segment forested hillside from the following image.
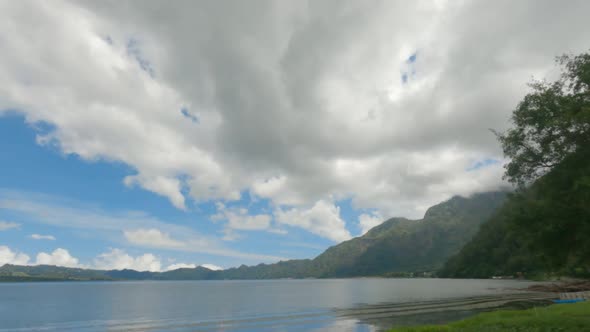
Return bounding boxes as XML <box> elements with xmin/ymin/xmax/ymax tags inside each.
<box><xmin>308</xmin><ymin>192</ymin><xmax>507</xmax><ymax>277</ymax></box>
<box><xmin>440</xmin><ymin>147</ymin><xmax>590</xmax><ymax>278</ymax></box>
<box><xmin>440</xmin><ymin>52</ymin><xmax>590</xmax><ymax>278</ymax></box>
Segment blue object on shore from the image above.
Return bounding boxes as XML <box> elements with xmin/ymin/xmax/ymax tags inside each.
<box><xmin>553</xmin><ymin>299</ymin><xmax>586</xmax><ymax>304</ymax></box>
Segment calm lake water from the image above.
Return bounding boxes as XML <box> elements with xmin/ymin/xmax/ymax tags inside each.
<box><xmin>0</xmin><ymin>279</ymin><xmax>539</xmax><ymax>331</ymax></box>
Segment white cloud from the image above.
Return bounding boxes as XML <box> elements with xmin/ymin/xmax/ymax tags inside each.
<box><xmin>227</xmin><ymin>213</ymin><xmax>272</xmax><ymax>231</ymax></box>
<box><xmin>150</xmin><ymin>261</ymin><xmax>224</xmax><ymax>272</ymax></box>
<box><xmin>0</xmin><ymin>245</ymin><xmax>30</xmax><ymax>265</ymax></box>
<box><xmin>124</xmin><ymin>228</ymin><xmax>184</xmax><ymax>249</ymax></box>
<box><xmin>0</xmin><ymin>221</ymin><xmax>20</xmax><ymax>231</ymax></box>
<box><xmin>1</xmin><ymin>0</ymin><xmax>589</xmax><ymax>240</ymax></box>
<box><xmin>124</xmin><ymin>175</ymin><xmax>187</xmax><ymax>210</ymax></box>
<box><xmin>36</xmin><ymin>248</ymin><xmax>79</xmax><ymax>268</ymax></box>
<box><xmin>165</xmin><ymin>263</ymin><xmax>196</xmax><ymax>271</ymax></box>
<box><xmin>212</xmin><ymin>203</ymin><xmax>283</xmax><ymax>241</ymax></box>
<box><xmin>358</xmin><ymin>212</ymin><xmax>384</xmax><ymax>235</ymax></box>
<box><xmin>0</xmin><ymin>244</ymin><xmax>223</xmax><ymax>272</ymax></box>
<box><xmin>213</xmin><ymin>203</ymin><xmax>272</xmax><ymax>230</ymax></box>
<box><xmin>30</xmin><ymin>234</ymin><xmax>56</xmax><ymax>240</ymax></box>
<box><xmin>275</xmin><ymin>200</ymin><xmax>352</xmax><ymax>242</ymax></box>
<box><xmin>0</xmin><ymin>190</ymin><xmax>285</xmax><ymax>263</ymax></box>
<box><xmin>252</xmin><ymin>176</ymin><xmax>303</xmax><ymax>206</ymax></box>
<box><xmin>94</xmin><ymin>248</ymin><xmax>161</xmax><ymax>272</ymax></box>
<box><xmin>200</xmin><ymin>263</ymin><xmax>223</xmax><ymax>271</ymax></box>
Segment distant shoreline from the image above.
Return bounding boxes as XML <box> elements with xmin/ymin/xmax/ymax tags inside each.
<box><xmin>0</xmin><ymin>275</ymin><xmax>545</xmax><ymax>283</ymax></box>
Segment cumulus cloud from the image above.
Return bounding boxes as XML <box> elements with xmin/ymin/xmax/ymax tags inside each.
<box><xmin>165</xmin><ymin>263</ymin><xmax>196</xmax><ymax>271</ymax></box>
<box><xmin>275</xmin><ymin>200</ymin><xmax>351</xmax><ymax>242</ymax></box>
<box><xmin>212</xmin><ymin>202</ymin><xmax>278</xmax><ymax>240</ymax></box>
<box><xmin>0</xmin><ymin>244</ymin><xmax>218</xmax><ymax>272</ymax></box>
<box><xmin>1</xmin><ymin>0</ymin><xmax>589</xmax><ymax>240</ymax></box>
<box><xmin>36</xmin><ymin>248</ymin><xmax>79</xmax><ymax>267</ymax></box>
<box><xmin>124</xmin><ymin>228</ymin><xmax>184</xmax><ymax>249</ymax></box>
<box><xmin>0</xmin><ymin>190</ymin><xmax>285</xmax><ymax>262</ymax></box>
<box><xmin>358</xmin><ymin>212</ymin><xmax>384</xmax><ymax>236</ymax></box>
<box><xmin>213</xmin><ymin>203</ymin><xmax>272</xmax><ymax>231</ymax></box>
<box><xmin>30</xmin><ymin>234</ymin><xmax>56</xmax><ymax>240</ymax></box>
<box><xmin>0</xmin><ymin>221</ymin><xmax>20</xmax><ymax>231</ymax></box>
<box><xmin>94</xmin><ymin>248</ymin><xmax>161</xmax><ymax>272</ymax></box>
<box><xmin>0</xmin><ymin>245</ymin><xmax>30</xmax><ymax>265</ymax></box>
<box><xmin>164</xmin><ymin>262</ymin><xmax>223</xmax><ymax>271</ymax></box>
<box><xmin>200</xmin><ymin>263</ymin><xmax>223</xmax><ymax>271</ymax></box>
<box><xmin>0</xmin><ymin>245</ymin><xmax>81</xmax><ymax>268</ymax></box>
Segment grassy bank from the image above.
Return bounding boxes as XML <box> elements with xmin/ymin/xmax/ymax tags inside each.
<box><xmin>388</xmin><ymin>301</ymin><xmax>590</xmax><ymax>331</ymax></box>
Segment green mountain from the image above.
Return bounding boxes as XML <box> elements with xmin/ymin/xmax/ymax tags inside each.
<box><xmin>307</xmin><ymin>191</ymin><xmax>508</xmax><ymax>277</ymax></box>
<box><xmin>439</xmin><ymin>147</ymin><xmax>590</xmax><ymax>278</ymax></box>
<box><xmin>164</xmin><ymin>191</ymin><xmax>508</xmax><ymax>279</ymax></box>
<box><xmin>0</xmin><ymin>191</ymin><xmax>508</xmax><ymax>281</ymax></box>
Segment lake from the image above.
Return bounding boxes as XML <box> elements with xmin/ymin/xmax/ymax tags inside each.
<box><xmin>0</xmin><ymin>278</ymin><xmax>541</xmax><ymax>331</ymax></box>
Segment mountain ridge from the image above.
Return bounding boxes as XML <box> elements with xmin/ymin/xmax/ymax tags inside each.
<box><xmin>0</xmin><ymin>191</ymin><xmax>508</xmax><ymax>281</ymax></box>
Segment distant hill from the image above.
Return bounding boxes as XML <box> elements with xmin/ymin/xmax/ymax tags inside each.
<box><xmin>0</xmin><ymin>264</ymin><xmax>112</xmax><ymax>281</ymax></box>
<box><xmin>0</xmin><ymin>191</ymin><xmax>508</xmax><ymax>281</ymax></box>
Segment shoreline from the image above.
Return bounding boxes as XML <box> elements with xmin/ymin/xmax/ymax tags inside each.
<box><xmin>343</xmin><ymin>280</ymin><xmax>590</xmax><ymax>330</ymax></box>
<box><xmin>338</xmin><ymin>290</ymin><xmax>558</xmax><ymax>330</ymax></box>
<box><xmin>0</xmin><ymin>275</ymin><xmax>560</xmax><ymax>283</ymax></box>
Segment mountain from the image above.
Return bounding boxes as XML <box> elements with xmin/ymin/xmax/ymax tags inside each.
<box><xmin>307</xmin><ymin>191</ymin><xmax>508</xmax><ymax>277</ymax></box>
<box><xmin>439</xmin><ymin>147</ymin><xmax>590</xmax><ymax>278</ymax></box>
<box><xmin>0</xmin><ymin>191</ymin><xmax>508</xmax><ymax>281</ymax></box>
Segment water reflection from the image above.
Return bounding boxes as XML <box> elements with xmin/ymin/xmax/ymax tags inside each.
<box><xmin>0</xmin><ymin>279</ymin><xmax>546</xmax><ymax>331</ymax></box>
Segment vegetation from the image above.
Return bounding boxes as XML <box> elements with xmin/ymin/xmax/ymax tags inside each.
<box><xmin>440</xmin><ymin>148</ymin><xmax>590</xmax><ymax>278</ymax></box>
<box><xmin>497</xmin><ymin>53</ymin><xmax>590</xmax><ymax>187</ymax></box>
<box><xmin>0</xmin><ymin>264</ymin><xmax>112</xmax><ymax>281</ymax></box>
<box><xmin>440</xmin><ymin>52</ymin><xmax>590</xmax><ymax>279</ymax></box>
<box><xmin>388</xmin><ymin>301</ymin><xmax>590</xmax><ymax>332</ymax></box>
<box><xmin>214</xmin><ymin>192</ymin><xmax>506</xmax><ymax>279</ymax></box>
<box><xmin>308</xmin><ymin>192</ymin><xmax>507</xmax><ymax>277</ymax></box>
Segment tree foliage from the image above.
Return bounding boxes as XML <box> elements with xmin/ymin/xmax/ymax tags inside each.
<box><xmin>441</xmin><ymin>51</ymin><xmax>590</xmax><ymax>278</ymax></box>
<box><xmin>439</xmin><ymin>146</ymin><xmax>590</xmax><ymax>278</ymax></box>
<box><xmin>497</xmin><ymin>52</ymin><xmax>590</xmax><ymax>186</ymax></box>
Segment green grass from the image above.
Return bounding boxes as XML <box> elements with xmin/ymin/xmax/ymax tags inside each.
<box><xmin>388</xmin><ymin>301</ymin><xmax>590</xmax><ymax>332</ymax></box>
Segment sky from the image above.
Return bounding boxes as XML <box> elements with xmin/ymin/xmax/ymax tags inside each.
<box><xmin>1</xmin><ymin>0</ymin><xmax>589</xmax><ymax>271</ymax></box>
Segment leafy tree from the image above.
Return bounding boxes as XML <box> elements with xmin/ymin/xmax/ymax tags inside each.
<box><xmin>441</xmin><ymin>51</ymin><xmax>590</xmax><ymax>278</ymax></box>
<box><xmin>496</xmin><ymin>52</ymin><xmax>590</xmax><ymax>186</ymax></box>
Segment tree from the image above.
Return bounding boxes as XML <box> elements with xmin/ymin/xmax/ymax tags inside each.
<box><xmin>496</xmin><ymin>52</ymin><xmax>590</xmax><ymax>186</ymax></box>
<box><xmin>440</xmin><ymin>51</ymin><xmax>590</xmax><ymax>279</ymax></box>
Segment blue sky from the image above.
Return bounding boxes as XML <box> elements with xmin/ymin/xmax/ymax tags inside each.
<box><xmin>0</xmin><ymin>112</ymin><xmax>500</xmax><ymax>270</ymax></box>
<box><xmin>0</xmin><ymin>114</ymin><xmax>370</xmax><ymax>269</ymax></box>
<box><xmin>3</xmin><ymin>0</ymin><xmax>582</xmax><ymax>271</ymax></box>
